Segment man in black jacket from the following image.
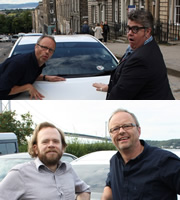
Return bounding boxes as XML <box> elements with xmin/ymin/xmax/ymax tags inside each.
<box><xmin>93</xmin><ymin>10</ymin><xmax>174</xmax><ymax>100</ymax></box>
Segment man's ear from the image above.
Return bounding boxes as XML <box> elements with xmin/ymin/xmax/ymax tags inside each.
<box><xmin>33</xmin><ymin>144</ymin><xmax>38</xmax><ymax>155</ymax></box>
<box><xmin>138</xmin><ymin>126</ymin><xmax>141</xmax><ymax>137</ymax></box>
<box><xmin>146</xmin><ymin>28</ymin><xmax>152</xmax><ymax>37</ymax></box>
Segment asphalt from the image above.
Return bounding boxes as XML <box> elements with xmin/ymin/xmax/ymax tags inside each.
<box><xmin>105</xmin><ymin>40</ymin><xmax>180</xmax><ymax>100</ymax></box>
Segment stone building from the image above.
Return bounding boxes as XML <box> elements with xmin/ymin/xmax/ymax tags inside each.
<box><xmin>56</xmin><ymin>0</ymin><xmax>88</xmax><ymax>34</ymax></box>
<box><xmin>32</xmin><ymin>0</ymin><xmax>180</xmax><ymax>41</ymax></box>
<box><xmin>87</xmin><ymin>0</ymin><xmax>180</xmax><ymax>41</ymax></box>
<box><xmin>32</xmin><ymin>1</ymin><xmax>44</xmax><ymax>33</ymax></box>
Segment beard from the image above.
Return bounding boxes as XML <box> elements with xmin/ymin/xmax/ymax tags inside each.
<box><xmin>38</xmin><ymin>149</ymin><xmax>63</xmax><ymax>167</ymax></box>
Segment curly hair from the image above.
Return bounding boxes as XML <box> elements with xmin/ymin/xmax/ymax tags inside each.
<box><xmin>128</xmin><ymin>9</ymin><xmax>154</xmax><ymax>31</ymax></box>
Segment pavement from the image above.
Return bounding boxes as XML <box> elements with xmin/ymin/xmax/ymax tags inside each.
<box><xmin>104</xmin><ymin>40</ymin><xmax>180</xmax><ymax>100</ymax></box>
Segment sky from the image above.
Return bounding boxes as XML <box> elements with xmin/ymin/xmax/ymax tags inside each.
<box><xmin>1</xmin><ymin>100</ymin><xmax>180</xmax><ymax>141</ymax></box>
<box><xmin>0</xmin><ymin>0</ymin><xmax>39</xmax><ymax>4</ymax></box>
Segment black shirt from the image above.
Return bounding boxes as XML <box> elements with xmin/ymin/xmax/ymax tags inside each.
<box><xmin>0</xmin><ymin>52</ymin><xmax>44</xmax><ymax>99</ymax></box>
<box><xmin>106</xmin><ymin>140</ymin><xmax>180</xmax><ymax>200</ymax></box>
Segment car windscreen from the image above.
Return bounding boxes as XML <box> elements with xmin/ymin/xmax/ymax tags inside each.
<box><xmin>11</xmin><ymin>42</ymin><xmax>118</xmax><ymax>78</ymax></box>
<box><xmin>43</xmin><ymin>42</ymin><xmax>118</xmax><ymax>78</ymax></box>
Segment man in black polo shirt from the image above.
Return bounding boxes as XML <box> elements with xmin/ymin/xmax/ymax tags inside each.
<box><xmin>101</xmin><ymin>109</ymin><xmax>180</xmax><ymax>200</ymax></box>
<box><xmin>0</xmin><ymin>35</ymin><xmax>65</xmax><ymax>100</ymax></box>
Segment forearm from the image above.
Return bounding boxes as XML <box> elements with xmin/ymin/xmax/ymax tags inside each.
<box><xmin>101</xmin><ymin>186</ymin><xmax>113</xmax><ymax>200</ymax></box>
<box><xmin>9</xmin><ymin>84</ymin><xmax>32</xmax><ymax>95</ymax></box>
<box><xmin>76</xmin><ymin>192</ymin><xmax>90</xmax><ymax>200</ymax></box>
<box><xmin>36</xmin><ymin>74</ymin><xmax>44</xmax><ymax>81</ymax></box>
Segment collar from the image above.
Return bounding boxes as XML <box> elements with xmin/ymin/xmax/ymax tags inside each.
<box><xmin>125</xmin><ymin>35</ymin><xmax>153</xmax><ymax>55</ymax></box>
<box><xmin>32</xmin><ymin>51</ymin><xmax>46</xmax><ymax>69</ymax></box>
<box><xmin>144</xmin><ymin>35</ymin><xmax>153</xmax><ymax>45</ymax></box>
<box><xmin>34</xmin><ymin>157</ymin><xmax>67</xmax><ymax>173</ymax></box>
<box><xmin>116</xmin><ymin>139</ymin><xmax>148</xmax><ymax>163</ymax></box>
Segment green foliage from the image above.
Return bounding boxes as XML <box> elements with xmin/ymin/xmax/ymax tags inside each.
<box><xmin>65</xmin><ymin>138</ymin><xmax>116</xmax><ymax>157</ymax></box>
<box><xmin>146</xmin><ymin>139</ymin><xmax>180</xmax><ymax>149</ymax></box>
<box><xmin>19</xmin><ymin>144</ymin><xmax>28</xmax><ymax>152</ymax></box>
<box><xmin>0</xmin><ymin>10</ymin><xmax>32</xmax><ymax>34</ymax></box>
<box><xmin>0</xmin><ymin>111</ymin><xmax>34</xmax><ymax>145</ymax></box>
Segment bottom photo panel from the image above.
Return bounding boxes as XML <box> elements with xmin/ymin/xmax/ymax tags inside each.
<box><xmin>0</xmin><ymin>100</ymin><xmax>180</xmax><ymax>200</ymax></box>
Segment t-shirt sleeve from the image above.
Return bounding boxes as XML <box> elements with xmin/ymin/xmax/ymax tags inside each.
<box><xmin>0</xmin><ymin>60</ymin><xmax>26</xmax><ymax>95</ymax></box>
<box><xmin>105</xmin><ymin>172</ymin><xmax>111</xmax><ymax>187</ymax></box>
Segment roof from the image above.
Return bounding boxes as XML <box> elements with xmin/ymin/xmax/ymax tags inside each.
<box><xmin>0</xmin><ymin>133</ymin><xmax>17</xmax><ymax>140</ymax></box>
<box><xmin>16</xmin><ymin>34</ymin><xmax>99</xmax><ymax>45</ymax></box>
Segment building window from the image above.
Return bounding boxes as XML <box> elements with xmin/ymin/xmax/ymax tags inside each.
<box><xmin>91</xmin><ymin>6</ymin><xmax>96</xmax><ymax>24</ymax></box>
<box><xmin>139</xmin><ymin>0</ymin><xmax>144</xmax><ymax>10</ymax></box>
<box><xmin>113</xmin><ymin>0</ymin><xmax>118</xmax><ymax>23</ymax></box>
<box><xmin>175</xmin><ymin>0</ymin><xmax>180</xmax><ymax>24</ymax></box>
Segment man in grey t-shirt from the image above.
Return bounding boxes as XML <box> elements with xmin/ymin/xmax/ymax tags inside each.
<box><xmin>0</xmin><ymin>122</ymin><xmax>90</xmax><ymax>200</ymax></box>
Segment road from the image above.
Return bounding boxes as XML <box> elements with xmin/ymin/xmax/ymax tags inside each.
<box><xmin>0</xmin><ymin>42</ymin><xmax>13</xmax><ymax>63</ymax></box>
<box><xmin>0</xmin><ymin>41</ymin><xmax>180</xmax><ymax>99</ymax></box>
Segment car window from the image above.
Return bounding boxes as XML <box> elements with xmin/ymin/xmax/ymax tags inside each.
<box><xmin>11</xmin><ymin>42</ymin><xmax>118</xmax><ymax>78</ymax></box>
<box><xmin>61</xmin><ymin>155</ymin><xmax>76</xmax><ymax>162</ymax></box>
<box><xmin>72</xmin><ymin>164</ymin><xmax>109</xmax><ymax>193</ymax></box>
<box><xmin>12</xmin><ymin>44</ymin><xmax>35</xmax><ymax>55</ymax></box>
<box><xmin>0</xmin><ymin>158</ymin><xmax>32</xmax><ymax>181</ymax></box>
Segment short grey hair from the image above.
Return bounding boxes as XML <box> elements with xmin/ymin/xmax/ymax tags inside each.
<box><xmin>128</xmin><ymin>9</ymin><xmax>154</xmax><ymax>31</ymax></box>
<box><xmin>108</xmin><ymin>108</ymin><xmax>140</xmax><ymax>127</ymax></box>
<box><xmin>36</xmin><ymin>35</ymin><xmax>56</xmax><ymax>46</ymax></box>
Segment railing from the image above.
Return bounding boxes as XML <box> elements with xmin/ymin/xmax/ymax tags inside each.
<box><xmin>113</xmin><ymin>21</ymin><xmax>180</xmax><ymax>43</ymax></box>
<box><xmin>154</xmin><ymin>21</ymin><xmax>180</xmax><ymax>43</ymax></box>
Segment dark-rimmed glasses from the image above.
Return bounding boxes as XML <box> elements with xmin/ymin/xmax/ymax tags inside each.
<box><xmin>126</xmin><ymin>26</ymin><xmax>146</xmax><ymax>34</ymax></box>
<box><xmin>37</xmin><ymin>43</ymin><xmax>55</xmax><ymax>53</ymax></box>
<box><xmin>109</xmin><ymin>123</ymin><xmax>138</xmax><ymax>134</ymax></box>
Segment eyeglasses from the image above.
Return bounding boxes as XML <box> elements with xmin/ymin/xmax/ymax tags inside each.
<box><xmin>37</xmin><ymin>43</ymin><xmax>55</xmax><ymax>53</ymax></box>
<box><xmin>109</xmin><ymin>123</ymin><xmax>138</xmax><ymax>134</ymax></box>
<box><xmin>126</xmin><ymin>26</ymin><xmax>146</xmax><ymax>34</ymax></box>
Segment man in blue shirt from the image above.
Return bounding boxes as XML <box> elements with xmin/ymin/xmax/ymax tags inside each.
<box><xmin>0</xmin><ymin>35</ymin><xmax>65</xmax><ymax>100</ymax></box>
<box><xmin>101</xmin><ymin>108</ymin><xmax>180</xmax><ymax>200</ymax></box>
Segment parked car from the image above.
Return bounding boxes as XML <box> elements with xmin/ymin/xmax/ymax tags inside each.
<box><xmin>8</xmin><ymin>34</ymin><xmax>119</xmax><ymax>100</ymax></box>
<box><xmin>0</xmin><ymin>35</ymin><xmax>10</xmax><ymax>42</ymax></box>
<box><xmin>0</xmin><ymin>152</ymin><xmax>77</xmax><ymax>181</ymax></box>
<box><xmin>71</xmin><ymin>150</ymin><xmax>116</xmax><ymax>200</ymax></box>
<box><xmin>71</xmin><ymin>150</ymin><xmax>180</xmax><ymax>200</ymax></box>
<box><xmin>11</xmin><ymin>34</ymin><xmax>20</xmax><ymax>43</ymax></box>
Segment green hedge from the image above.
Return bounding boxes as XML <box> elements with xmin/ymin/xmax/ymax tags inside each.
<box><xmin>65</xmin><ymin>138</ymin><xmax>116</xmax><ymax>157</ymax></box>
<box><xmin>19</xmin><ymin>138</ymin><xmax>116</xmax><ymax>158</ymax></box>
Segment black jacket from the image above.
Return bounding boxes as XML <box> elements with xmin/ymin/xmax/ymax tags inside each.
<box><xmin>106</xmin><ymin>39</ymin><xmax>174</xmax><ymax>100</ymax></box>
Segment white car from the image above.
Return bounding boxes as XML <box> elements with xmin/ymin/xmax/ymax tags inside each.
<box><xmin>71</xmin><ymin>150</ymin><xmax>116</xmax><ymax>200</ymax></box>
<box><xmin>9</xmin><ymin>35</ymin><xmax>119</xmax><ymax>100</ymax></box>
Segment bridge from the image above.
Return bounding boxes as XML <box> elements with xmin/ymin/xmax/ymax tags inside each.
<box><xmin>64</xmin><ymin>132</ymin><xmax>111</xmax><ymax>142</ymax></box>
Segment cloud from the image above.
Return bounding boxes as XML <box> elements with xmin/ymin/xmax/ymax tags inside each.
<box><xmin>7</xmin><ymin>100</ymin><xmax>180</xmax><ymax>141</ymax></box>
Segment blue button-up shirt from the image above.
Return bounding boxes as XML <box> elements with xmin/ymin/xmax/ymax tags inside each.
<box><xmin>106</xmin><ymin>140</ymin><xmax>180</xmax><ymax>200</ymax></box>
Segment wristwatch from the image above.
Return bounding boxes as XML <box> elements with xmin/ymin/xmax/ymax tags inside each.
<box><xmin>43</xmin><ymin>75</ymin><xmax>46</xmax><ymax>81</ymax></box>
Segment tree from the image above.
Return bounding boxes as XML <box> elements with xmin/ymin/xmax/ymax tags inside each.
<box><xmin>0</xmin><ymin>111</ymin><xmax>34</xmax><ymax>146</ymax></box>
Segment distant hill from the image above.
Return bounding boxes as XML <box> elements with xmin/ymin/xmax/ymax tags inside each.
<box><xmin>0</xmin><ymin>3</ymin><xmax>38</xmax><ymax>10</ymax></box>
